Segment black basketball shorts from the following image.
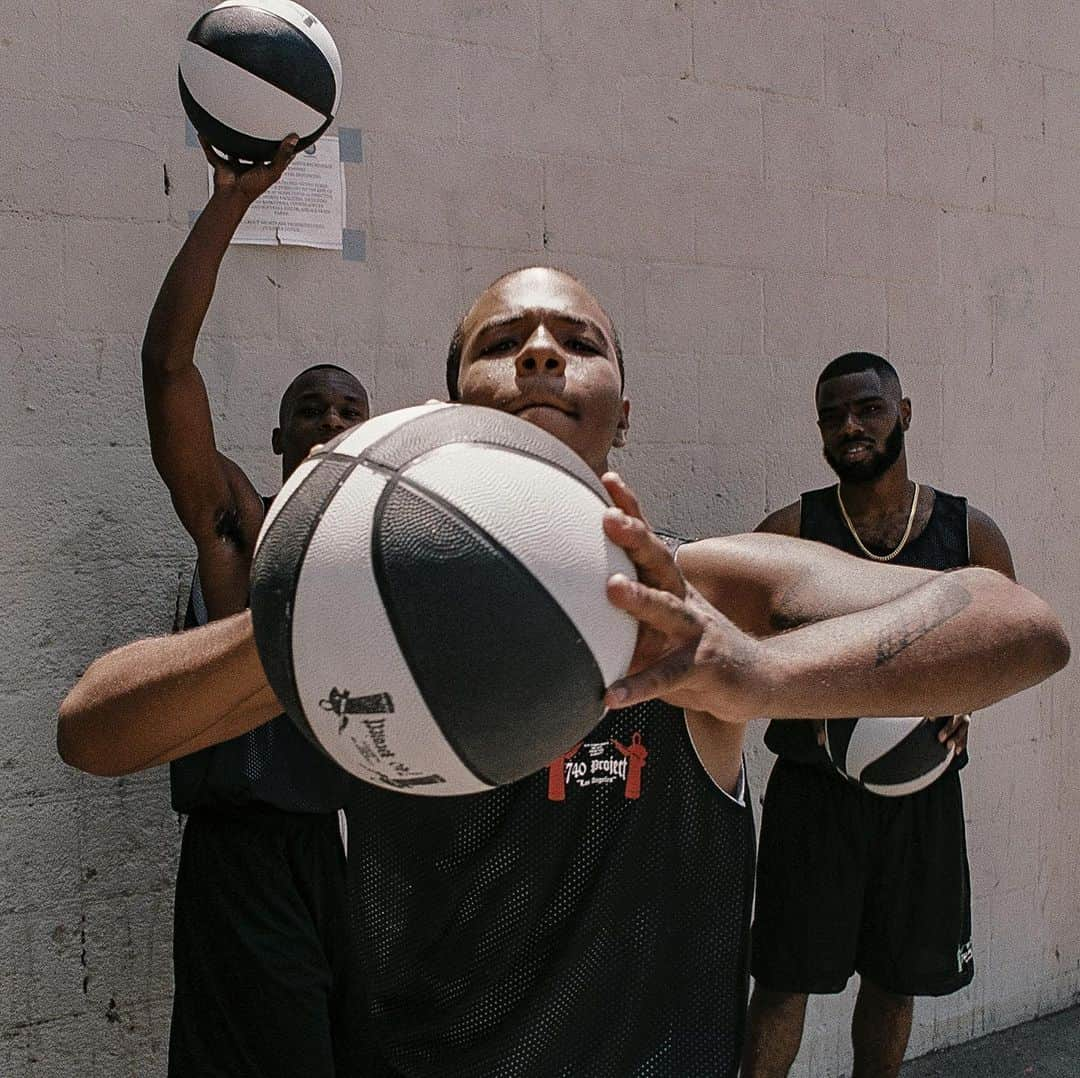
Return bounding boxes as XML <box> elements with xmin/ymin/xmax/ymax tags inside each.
<box><xmin>169</xmin><ymin>806</ymin><xmax>354</xmax><ymax>1078</ymax></box>
<box><xmin>750</xmin><ymin>758</ymin><xmax>974</xmax><ymax>997</ymax></box>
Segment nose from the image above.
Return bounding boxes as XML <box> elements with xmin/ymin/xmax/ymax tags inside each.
<box><xmin>838</xmin><ymin>410</ymin><xmax>864</xmax><ymax>439</ymax></box>
<box><xmin>321</xmin><ymin>408</ymin><xmax>348</xmax><ymax>435</ymax></box>
<box><xmin>516</xmin><ymin>324</ymin><xmax>566</xmax><ymax>379</ymax></box>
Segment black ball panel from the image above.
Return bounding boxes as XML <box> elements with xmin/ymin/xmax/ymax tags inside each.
<box><xmin>859</xmin><ymin>718</ymin><xmax>950</xmax><ymax>786</ymax></box>
<box><xmin>373</xmin><ymin>479</ymin><xmax>606</xmax><ymax>787</ymax></box>
<box><xmin>250</xmin><ymin>455</ymin><xmax>359</xmax><ymax>745</ymax></box>
<box><xmin>188</xmin><ymin>5</ymin><xmax>336</xmax><ymax>113</ymax></box>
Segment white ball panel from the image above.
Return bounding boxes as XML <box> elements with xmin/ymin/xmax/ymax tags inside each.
<box><xmin>842</xmin><ymin>716</ymin><xmax>926</xmax><ymax>782</ymax></box>
<box><xmin>213</xmin><ymin>0</ymin><xmax>342</xmax><ymax>109</ymax></box>
<box><xmin>403</xmin><ymin>443</ymin><xmax>638</xmax><ymax>687</ymax></box>
<box><xmin>180</xmin><ymin>40</ymin><xmax>329</xmax><ymax>139</ymax></box>
<box><xmin>291</xmin><ymin>462</ymin><xmax>493</xmax><ymax>796</ymax></box>
<box><xmin>328</xmin><ymin>403</ymin><xmax>450</xmax><ymax>460</ymax></box>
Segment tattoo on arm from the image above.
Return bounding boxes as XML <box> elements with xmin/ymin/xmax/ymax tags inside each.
<box><xmin>874</xmin><ymin>578</ymin><xmax>972</xmax><ymax>668</ymax></box>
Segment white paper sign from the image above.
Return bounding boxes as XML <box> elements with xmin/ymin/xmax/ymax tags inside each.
<box><xmin>211</xmin><ymin>136</ymin><xmax>345</xmax><ymax>249</ymax></box>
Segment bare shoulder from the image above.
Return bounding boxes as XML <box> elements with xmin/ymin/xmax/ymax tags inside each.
<box><xmin>967</xmin><ymin>504</ymin><xmax>1016</xmax><ymax>580</ymax></box>
<box><xmin>756</xmin><ymin>499</ymin><xmax>801</xmax><ymax>537</ymax></box>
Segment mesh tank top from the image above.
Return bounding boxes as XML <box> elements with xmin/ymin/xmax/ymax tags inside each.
<box><xmin>169</xmin><ymin>498</ymin><xmax>350</xmax><ymax>814</ymax></box>
<box><xmin>344</xmin><ymin>533</ymin><xmax>754</xmax><ymax>1076</ymax></box>
<box><xmin>764</xmin><ymin>484</ymin><xmax>970</xmax><ymax>767</ymax></box>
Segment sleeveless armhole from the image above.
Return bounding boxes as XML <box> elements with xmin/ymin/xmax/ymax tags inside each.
<box><xmin>672</xmin><ymin>543</ymin><xmax>748</xmax><ymax>808</ymax></box>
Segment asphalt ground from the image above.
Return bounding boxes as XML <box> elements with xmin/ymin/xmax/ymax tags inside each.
<box><xmin>900</xmin><ymin>1003</ymin><xmax>1080</xmax><ymax>1077</ymax></box>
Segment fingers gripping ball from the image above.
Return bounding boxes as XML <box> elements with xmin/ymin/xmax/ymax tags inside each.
<box><xmin>249</xmin><ymin>404</ymin><xmax>639</xmax><ymax>796</ymax></box>
<box><xmin>179</xmin><ymin>0</ymin><xmax>341</xmax><ymax>162</ymax></box>
<box><xmin>825</xmin><ymin>716</ymin><xmax>955</xmax><ymax>797</ymax></box>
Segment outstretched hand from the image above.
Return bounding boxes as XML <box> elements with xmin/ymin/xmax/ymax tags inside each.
<box><xmin>600</xmin><ymin>473</ymin><xmax>767</xmax><ymax>722</ymax></box>
<box><xmin>200</xmin><ymin>133</ymin><xmax>299</xmax><ymax>203</ymax></box>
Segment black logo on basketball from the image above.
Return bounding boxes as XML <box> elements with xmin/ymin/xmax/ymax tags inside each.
<box><xmin>321</xmin><ymin>688</ymin><xmax>395</xmax><ymax>732</ymax></box>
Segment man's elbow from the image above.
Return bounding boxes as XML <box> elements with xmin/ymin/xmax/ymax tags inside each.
<box><xmin>57</xmin><ymin>702</ymin><xmax>122</xmax><ymax>778</ymax></box>
<box><xmin>1037</xmin><ymin>618</ymin><xmax>1071</xmax><ymax>680</ymax></box>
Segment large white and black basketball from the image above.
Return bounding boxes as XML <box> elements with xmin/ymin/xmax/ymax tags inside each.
<box><xmin>824</xmin><ymin>716</ymin><xmax>955</xmax><ymax>797</ymax></box>
<box><xmin>249</xmin><ymin>404</ymin><xmax>639</xmax><ymax>796</ymax></box>
<box><xmin>179</xmin><ymin>0</ymin><xmax>341</xmax><ymax>161</ymax></box>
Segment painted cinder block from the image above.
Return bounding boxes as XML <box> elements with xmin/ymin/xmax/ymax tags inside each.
<box><xmin>60</xmin><ymin>220</ymin><xmax>178</xmax><ymax>336</ymax></box>
<box><xmin>370</xmin><ymin>134</ymin><xmax>543</xmax><ymax>249</ymax></box>
<box><xmin>697</xmin><ymin>181</ymin><xmax>824</xmax><ymax>272</ymax></box>
<box><xmin>824</xmin><ymin>191</ymin><xmax>938</xmax><ymax>280</ymax></box>
<box><xmin>765</xmin><ymin>271</ymin><xmax>885</xmax><ymax>358</ymax></box>
<box><xmin>883</xmin><ymin>0</ymin><xmax>994</xmax><ymax>51</ymax></box>
<box><xmin>620</xmin><ymin>79</ymin><xmax>761</xmax><ymax>180</ymax></box>
<box><xmin>695</xmin><ymin>2</ymin><xmax>824</xmax><ymax>101</ymax></box>
<box><xmin>994</xmin><ymin>0</ymin><xmax>1080</xmax><ymax>75</ymax></box>
<box><xmin>546</xmin><ymin>161</ymin><xmax>696</xmax><ymax>261</ymax></box>
<box><xmin>942</xmin><ymin>51</ymin><xmax>1045</xmax><ymax>141</ymax></box>
<box><xmin>1043</xmin><ymin>71</ymin><xmax>1080</xmax><ymax>147</ymax></box>
<box><xmin>358</xmin><ymin>0</ymin><xmax>541</xmax><ymax>49</ymax></box>
<box><xmin>886</xmin><ymin>119</ymin><xmax>994</xmax><ymax>210</ymax></box>
<box><xmin>644</xmin><ymin>263</ymin><xmax>762</xmax><ymax>356</ymax></box>
<box><xmin>0</xmin><ymin>1</ymin><xmax>63</xmax><ymax>101</ymax></box>
<box><xmin>541</xmin><ymin>0</ymin><xmax>693</xmax><ymax>79</ymax></box>
<box><xmin>996</xmin><ymin>137</ymin><xmax>1080</xmax><ymax>227</ymax></box>
<box><xmin>341</xmin><ymin>25</ymin><xmax>464</xmax><ymax>142</ymax></box>
<box><xmin>825</xmin><ymin>25</ymin><xmax>941</xmax><ymax>123</ymax></box>
<box><xmin>459</xmin><ymin>48</ymin><xmax>623</xmax><ymax>161</ymax></box>
<box><xmin>764</xmin><ymin>98</ymin><xmax>886</xmax><ymax>193</ymax></box>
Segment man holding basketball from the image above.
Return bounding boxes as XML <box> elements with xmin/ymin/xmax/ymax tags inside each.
<box><xmin>61</xmin><ymin>269</ymin><xmax>1067</xmax><ymax>1077</ymax></box>
<box><xmin>141</xmin><ymin>136</ymin><xmax>368</xmax><ymax>1077</ymax></box>
<box><xmin>741</xmin><ymin>353</ymin><xmax>1015</xmax><ymax>1078</ymax></box>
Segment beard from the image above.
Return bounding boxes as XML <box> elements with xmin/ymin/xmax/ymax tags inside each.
<box><xmin>824</xmin><ymin>418</ymin><xmax>905</xmax><ymax>483</ymax></box>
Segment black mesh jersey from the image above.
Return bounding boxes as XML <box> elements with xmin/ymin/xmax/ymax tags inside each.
<box><xmin>344</xmin><ymin>697</ymin><xmax>755</xmax><ymax>1078</ymax></box>
<box><xmin>764</xmin><ymin>484</ymin><xmax>970</xmax><ymax>768</ymax></box>
<box><xmin>169</xmin><ymin>498</ymin><xmax>350</xmax><ymax>814</ymax></box>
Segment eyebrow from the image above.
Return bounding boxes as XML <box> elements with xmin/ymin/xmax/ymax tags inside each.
<box><xmin>474</xmin><ymin>310</ymin><xmax>608</xmax><ymax>340</ymax></box>
<box><xmin>293</xmin><ymin>390</ymin><xmax>365</xmax><ymax>402</ymax></box>
<box><xmin>818</xmin><ymin>394</ymin><xmax>885</xmax><ymax>410</ymax></box>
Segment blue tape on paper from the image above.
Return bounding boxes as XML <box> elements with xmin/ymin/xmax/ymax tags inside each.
<box><xmin>338</xmin><ymin>128</ymin><xmax>363</xmax><ymax>163</ymax></box>
<box><xmin>185</xmin><ymin>119</ymin><xmax>199</xmax><ymax>147</ymax></box>
<box><xmin>342</xmin><ymin>229</ymin><xmax>366</xmax><ymax>262</ymax></box>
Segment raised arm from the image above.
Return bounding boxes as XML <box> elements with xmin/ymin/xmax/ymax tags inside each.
<box><xmin>600</xmin><ymin>475</ymin><xmax>1069</xmax><ymax>722</ymax></box>
<box><xmin>142</xmin><ymin>136</ymin><xmax>297</xmax><ymax>616</ymax></box>
<box><xmin>57</xmin><ymin>612</ymin><xmax>279</xmax><ymax>777</ymax></box>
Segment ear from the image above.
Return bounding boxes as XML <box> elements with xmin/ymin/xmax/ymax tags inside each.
<box><xmin>272</xmin><ymin>427</ymin><xmax>283</xmax><ymax>456</ymax></box>
<box><xmin>612</xmin><ymin>399</ymin><xmax>630</xmax><ymax>449</ymax></box>
<box><xmin>900</xmin><ymin>397</ymin><xmax>912</xmax><ymax>430</ymax></box>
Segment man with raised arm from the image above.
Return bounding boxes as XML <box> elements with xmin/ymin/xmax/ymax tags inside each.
<box><xmin>61</xmin><ymin>269</ymin><xmax>1068</xmax><ymax>1077</ymax></box>
<box><xmin>140</xmin><ymin>135</ymin><xmax>369</xmax><ymax>1077</ymax></box>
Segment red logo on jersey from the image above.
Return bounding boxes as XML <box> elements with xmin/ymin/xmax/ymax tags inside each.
<box><xmin>546</xmin><ymin>741</ymin><xmax>583</xmax><ymax>802</ymax></box>
<box><xmin>611</xmin><ymin>731</ymin><xmax>648</xmax><ymax>799</ymax></box>
<box><xmin>545</xmin><ymin>732</ymin><xmax>648</xmax><ymax>801</ymax></box>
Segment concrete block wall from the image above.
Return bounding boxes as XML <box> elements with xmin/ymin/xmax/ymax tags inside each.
<box><xmin>2</xmin><ymin>1</ymin><xmax>1077</xmax><ymax>1074</ymax></box>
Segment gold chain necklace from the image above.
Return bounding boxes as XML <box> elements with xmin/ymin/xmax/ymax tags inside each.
<box><xmin>836</xmin><ymin>482</ymin><xmax>920</xmax><ymax>562</ymax></box>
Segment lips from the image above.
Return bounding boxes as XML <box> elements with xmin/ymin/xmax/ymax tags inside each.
<box><xmin>840</xmin><ymin>440</ymin><xmax>872</xmax><ymax>457</ymax></box>
<box><xmin>510</xmin><ymin>399</ymin><xmax>577</xmax><ymax>419</ymax></box>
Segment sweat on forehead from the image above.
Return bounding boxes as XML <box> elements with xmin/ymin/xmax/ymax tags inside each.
<box><xmin>445</xmin><ymin>266</ymin><xmax>624</xmax><ymax>399</ymax></box>
<box><xmin>278</xmin><ymin>364</ymin><xmax>368</xmax><ymax>425</ymax></box>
